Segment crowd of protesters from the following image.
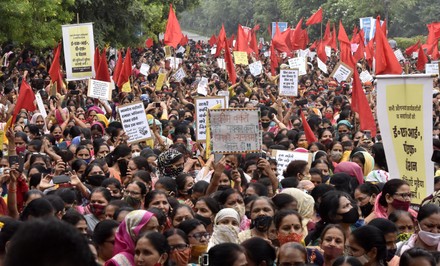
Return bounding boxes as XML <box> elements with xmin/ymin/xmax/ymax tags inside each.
<box><xmin>0</xmin><ymin>36</ymin><xmax>439</xmax><ymax>266</ymax></box>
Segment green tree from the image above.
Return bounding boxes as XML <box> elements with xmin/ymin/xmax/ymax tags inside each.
<box><xmin>0</xmin><ymin>0</ymin><xmax>75</xmax><ymax>48</ymax></box>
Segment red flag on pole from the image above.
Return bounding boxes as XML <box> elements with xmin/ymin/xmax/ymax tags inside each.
<box><xmin>299</xmin><ymin>109</ymin><xmax>317</xmax><ymax>144</ymax></box>
<box><xmin>235</xmin><ymin>24</ymin><xmax>249</xmax><ymax>52</ymax></box>
<box><xmin>374</xmin><ymin>17</ymin><xmax>402</xmax><ymax>75</ymax></box>
<box><xmin>249</xmin><ymin>30</ymin><xmax>259</xmax><ymax>55</ymax></box>
<box><xmin>164</xmin><ymin>4</ymin><xmax>184</xmax><ymax>48</ymax></box>
<box><xmin>117</xmin><ymin>48</ymin><xmax>132</xmax><ymax>88</ymax></box>
<box><xmin>416</xmin><ymin>44</ymin><xmax>428</xmax><ymax>71</ymax></box>
<box><xmin>270</xmin><ymin>43</ymin><xmax>278</xmax><ymax>76</ymax></box>
<box><xmin>331</xmin><ymin>23</ymin><xmax>338</xmax><ymax>51</ymax></box>
<box><xmin>224</xmin><ymin>38</ymin><xmax>236</xmax><ymax>84</ymax></box>
<box><xmin>95</xmin><ymin>48</ymin><xmax>111</xmax><ymax>82</ymax></box>
<box><xmin>405</xmin><ymin>40</ymin><xmax>420</xmax><ymax>56</ymax></box>
<box><xmin>49</xmin><ymin>43</ymin><xmax>63</xmax><ymax>92</ymax></box>
<box><xmin>209</xmin><ymin>35</ymin><xmax>217</xmax><ymax>47</ymax></box>
<box><xmin>306</xmin><ymin>8</ymin><xmax>323</xmax><ymax>26</ymax></box>
<box><xmin>351</xmin><ymin>70</ymin><xmax>377</xmax><ymax>137</ymax></box>
<box><xmin>323</xmin><ymin>22</ymin><xmax>331</xmax><ymax>45</ymax></box>
<box><xmin>272</xmin><ymin>23</ymin><xmax>290</xmax><ymax>54</ymax></box>
<box><xmin>12</xmin><ymin>78</ymin><xmax>36</xmax><ymax>126</ymax></box>
<box><xmin>338</xmin><ymin>21</ymin><xmax>356</xmax><ymax>69</ymax></box>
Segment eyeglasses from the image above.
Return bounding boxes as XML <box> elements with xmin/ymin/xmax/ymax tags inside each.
<box><xmin>124</xmin><ymin>190</ymin><xmax>142</xmax><ymax>196</ymax></box>
<box><xmin>188</xmin><ymin>232</ymin><xmax>210</xmax><ymax>241</ymax></box>
<box><xmin>394</xmin><ymin>192</ymin><xmax>412</xmax><ymax>199</ymax></box>
<box><xmin>169</xmin><ymin>244</ymin><xmax>190</xmax><ymax>251</ymax></box>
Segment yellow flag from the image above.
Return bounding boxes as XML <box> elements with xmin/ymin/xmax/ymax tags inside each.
<box><xmin>121</xmin><ymin>81</ymin><xmax>131</xmax><ymax>92</ymax></box>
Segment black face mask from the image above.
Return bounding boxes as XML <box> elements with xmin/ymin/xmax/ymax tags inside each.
<box><xmin>360</xmin><ymin>202</ymin><xmax>374</xmax><ymax>217</ymax></box>
<box><xmin>386</xmin><ymin>248</ymin><xmax>397</xmax><ymax>262</ymax></box>
<box><xmin>195</xmin><ymin>214</ymin><xmax>212</xmax><ymax>226</ymax></box>
<box><xmin>251</xmin><ymin>216</ymin><xmax>272</xmax><ymax>232</ymax></box>
<box><xmin>340</xmin><ymin>207</ymin><xmax>360</xmax><ymax>224</ymax></box>
<box><xmin>217</xmin><ymin>185</ymin><xmax>231</xmax><ymax>191</ymax></box>
<box><xmin>262</xmin><ymin>122</ymin><xmax>271</xmax><ymax>128</ymax></box>
<box><xmin>87</xmin><ymin>175</ymin><xmax>106</xmax><ymax>186</ymax></box>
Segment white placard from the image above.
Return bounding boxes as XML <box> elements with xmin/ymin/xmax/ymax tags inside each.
<box><xmin>118</xmin><ymin>102</ymin><xmax>152</xmax><ymax>143</ymax></box>
<box><xmin>331</xmin><ymin>62</ymin><xmax>353</xmax><ymax>83</ymax></box>
<box><xmin>325</xmin><ymin>46</ymin><xmax>331</xmax><ymax>57</ymax></box>
<box><xmin>197</xmin><ymin>77</ymin><xmax>209</xmax><ymax>96</ymax></box>
<box><xmin>172</xmin><ymin>68</ymin><xmax>186</xmax><ymax>82</ymax></box>
<box><xmin>176</xmin><ymin>46</ymin><xmax>185</xmax><ymax>54</ymax></box>
<box><xmin>394</xmin><ymin>49</ymin><xmax>405</xmax><ymax>62</ymax></box>
<box><xmin>279</xmin><ymin>69</ymin><xmax>299</xmax><ymax>97</ymax></box>
<box><xmin>426</xmin><ymin>64</ymin><xmax>439</xmax><ymax>75</ymax></box>
<box><xmin>166</xmin><ymin>57</ymin><xmax>182</xmax><ymax>70</ymax></box>
<box><xmin>211</xmin><ymin>47</ymin><xmax>217</xmax><ymax>55</ymax></box>
<box><xmin>35</xmin><ymin>93</ymin><xmax>47</xmax><ymax>119</ymax></box>
<box><xmin>140</xmin><ymin>64</ymin><xmax>150</xmax><ymax>76</ymax></box>
<box><xmin>317</xmin><ymin>57</ymin><xmax>328</xmax><ymax>74</ymax></box>
<box><xmin>195</xmin><ymin>97</ymin><xmax>226</xmax><ymax>141</ymax></box>
<box><xmin>87</xmin><ymin>79</ymin><xmax>112</xmax><ymax>101</ymax></box>
<box><xmin>217</xmin><ymin>58</ymin><xmax>226</xmax><ymax>70</ymax></box>
<box><xmin>412</xmin><ymin>52</ymin><xmax>419</xmax><ymax>59</ymax></box>
<box><xmin>249</xmin><ymin>61</ymin><xmax>263</xmax><ymax>76</ymax></box>
<box><xmin>209</xmin><ymin>108</ymin><xmax>262</xmax><ymax>153</ymax></box>
<box><xmin>288</xmin><ymin>57</ymin><xmax>307</xmax><ymax>76</ymax></box>
<box><xmin>264</xmin><ymin>51</ymin><xmax>270</xmax><ymax>57</ymax></box>
<box><xmin>359</xmin><ymin>70</ymin><xmax>374</xmax><ymax>83</ymax></box>
<box><xmin>271</xmin><ymin>150</ymin><xmax>310</xmax><ymax>179</ymax></box>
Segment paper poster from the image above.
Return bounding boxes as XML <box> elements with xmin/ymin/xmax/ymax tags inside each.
<box><xmin>217</xmin><ymin>58</ymin><xmax>226</xmax><ymax>70</ymax></box>
<box><xmin>176</xmin><ymin>46</ymin><xmax>185</xmax><ymax>54</ymax></box>
<box><xmin>317</xmin><ymin>57</ymin><xmax>328</xmax><ymax>74</ymax></box>
<box><xmin>211</xmin><ymin>47</ymin><xmax>217</xmax><ymax>55</ymax></box>
<box><xmin>155</xmin><ymin>73</ymin><xmax>167</xmax><ymax>91</ymax></box>
<box><xmin>118</xmin><ymin>102</ymin><xmax>152</xmax><ymax>143</ymax></box>
<box><xmin>279</xmin><ymin>69</ymin><xmax>299</xmax><ymax>97</ymax></box>
<box><xmin>325</xmin><ymin>46</ymin><xmax>331</xmax><ymax>57</ymax></box>
<box><xmin>249</xmin><ymin>61</ymin><xmax>263</xmax><ymax>76</ymax></box>
<box><xmin>376</xmin><ymin>75</ymin><xmax>434</xmax><ymax>204</ymax></box>
<box><xmin>87</xmin><ymin>79</ymin><xmax>112</xmax><ymax>101</ymax></box>
<box><xmin>359</xmin><ymin>70</ymin><xmax>374</xmax><ymax>83</ymax></box>
<box><xmin>297</xmin><ymin>49</ymin><xmax>309</xmax><ymax>58</ymax></box>
<box><xmin>197</xmin><ymin>77</ymin><xmax>209</xmax><ymax>96</ymax></box>
<box><xmin>140</xmin><ymin>64</ymin><xmax>150</xmax><ymax>76</ymax></box>
<box><xmin>412</xmin><ymin>52</ymin><xmax>418</xmax><ymax>59</ymax></box>
<box><xmin>288</xmin><ymin>57</ymin><xmax>307</xmax><ymax>76</ymax></box>
<box><xmin>195</xmin><ymin>97</ymin><xmax>226</xmax><ymax>141</ymax></box>
<box><xmin>425</xmin><ymin>63</ymin><xmax>439</xmax><ymax>75</ymax></box>
<box><xmin>35</xmin><ymin>93</ymin><xmax>48</xmax><ymax>119</ymax></box>
<box><xmin>62</xmin><ymin>23</ymin><xmax>95</xmax><ymax>80</ymax></box>
<box><xmin>330</xmin><ymin>62</ymin><xmax>354</xmax><ymax>83</ymax></box>
<box><xmin>209</xmin><ymin>108</ymin><xmax>262</xmax><ymax>153</ymax></box>
<box><xmin>233</xmin><ymin>51</ymin><xmax>248</xmax><ymax>65</ymax></box>
<box><xmin>394</xmin><ymin>49</ymin><xmax>405</xmax><ymax>62</ymax></box>
<box><xmin>172</xmin><ymin>68</ymin><xmax>186</xmax><ymax>82</ymax></box>
<box><xmin>270</xmin><ymin>150</ymin><xmax>311</xmax><ymax>179</ymax></box>
<box><xmin>166</xmin><ymin>57</ymin><xmax>181</xmax><ymax>70</ymax></box>
<box><xmin>264</xmin><ymin>51</ymin><xmax>270</xmax><ymax>57</ymax></box>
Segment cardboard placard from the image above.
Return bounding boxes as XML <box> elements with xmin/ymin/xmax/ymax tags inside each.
<box><xmin>209</xmin><ymin>108</ymin><xmax>262</xmax><ymax>153</ymax></box>
<box><xmin>87</xmin><ymin>79</ymin><xmax>112</xmax><ymax>101</ymax></box>
<box><xmin>139</xmin><ymin>64</ymin><xmax>150</xmax><ymax>76</ymax></box>
<box><xmin>394</xmin><ymin>49</ymin><xmax>405</xmax><ymax>62</ymax></box>
<box><xmin>155</xmin><ymin>73</ymin><xmax>167</xmax><ymax>91</ymax></box>
<box><xmin>172</xmin><ymin>67</ymin><xmax>186</xmax><ymax>82</ymax></box>
<box><xmin>288</xmin><ymin>57</ymin><xmax>307</xmax><ymax>76</ymax></box>
<box><xmin>249</xmin><ymin>61</ymin><xmax>263</xmax><ymax>76</ymax></box>
<box><xmin>279</xmin><ymin>69</ymin><xmax>299</xmax><ymax>97</ymax></box>
<box><xmin>118</xmin><ymin>102</ymin><xmax>152</xmax><ymax>144</ymax></box>
<box><xmin>195</xmin><ymin>97</ymin><xmax>226</xmax><ymax>141</ymax></box>
<box><xmin>359</xmin><ymin>70</ymin><xmax>374</xmax><ymax>83</ymax></box>
<box><xmin>270</xmin><ymin>150</ymin><xmax>311</xmax><ymax>178</ymax></box>
<box><xmin>425</xmin><ymin>63</ymin><xmax>439</xmax><ymax>75</ymax></box>
<box><xmin>197</xmin><ymin>77</ymin><xmax>209</xmax><ymax>96</ymax></box>
<box><xmin>233</xmin><ymin>51</ymin><xmax>249</xmax><ymax>65</ymax></box>
<box><xmin>330</xmin><ymin>62</ymin><xmax>354</xmax><ymax>83</ymax></box>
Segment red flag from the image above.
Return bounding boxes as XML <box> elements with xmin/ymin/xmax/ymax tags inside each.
<box><xmin>338</xmin><ymin>21</ymin><xmax>356</xmax><ymax>69</ymax></box>
<box><xmin>416</xmin><ymin>44</ymin><xmax>428</xmax><ymax>71</ymax></box>
<box><xmin>272</xmin><ymin>23</ymin><xmax>291</xmax><ymax>54</ymax></box>
<box><xmin>94</xmin><ymin>47</ymin><xmax>100</xmax><ymax>75</ymax></box>
<box><xmin>113</xmin><ymin>50</ymin><xmax>123</xmax><ymax>85</ymax></box>
<box><xmin>405</xmin><ymin>40</ymin><xmax>420</xmax><ymax>56</ymax></box>
<box><xmin>365</xmin><ymin>39</ymin><xmax>374</xmax><ymax>68</ymax></box>
<box><xmin>224</xmin><ymin>38</ymin><xmax>236</xmax><ymax>84</ymax></box>
<box><xmin>323</xmin><ymin>22</ymin><xmax>331</xmax><ymax>45</ymax></box>
<box><xmin>209</xmin><ymin>35</ymin><xmax>217</xmax><ymax>47</ymax></box>
<box><xmin>351</xmin><ymin>26</ymin><xmax>359</xmax><ymax>42</ymax></box>
<box><xmin>95</xmin><ymin>48</ymin><xmax>111</xmax><ymax>82</ymax></box>
<box><xmin>12</xmin><ymin>79</ymin><xmax>36</xmax><ymax>126</ymax></box>
<box><xmin>249</xmin><ymin>30</ymin><xmax>259</xmax><ymax>55</ymax></box>
<box><xmin>353</xmin><ymin>31</ymin><xmax>366</xmax><ymax>61</ymax></box>
<box><xmin>351</xmin><ymin>70</ymin><xmax>376</xmax><ymax>137</ymax></box>
<box><xmin>427</xmin><ymin>23</ymin><xmax>440</xmax><ymax>44</ymax></box>
<box><xmin>299</xmin><ymin>109</ymin><xmax>317</xmax><ymax>144</ymax></box>
<box><xmin>253</xmin><ymin>24</ymin><xmax>260</xmax><ymax>32</ymax></box>
<box><xmin>228</xmin><ymin>34</ymin><xmax>235</xmax><ymax>48</ymax></box>
<box><xmin>215</xmin><ymin>24</ymin><xmax>227</xmax><ymax>57</ymax></box>
<box><xmin>306</xmin><ymin>7</ymin><xmax>323</xmax><ymax>26</ymax></box>
<box><xmin>317</xmin><ymin>41</ymin><xmax>327</xmax><ymax>63</ymax></box>
<box><xmin>331</xmin><ymin>23</ymin><xmax>338</xmax><ymax>51</ymax></box>
<box><xmin>235</xmin><ymin>24</ymin><xmax>249</xmax><ymax>52</ymax></box>
<box><xmin>381</xmin><ymin>20</ymin><xmax>387</xmax><ymax>37</ymax></box>
<box><xmin>432</xmin><ymin>43</ymin><xmax>439</xmax><ymax>60</ymax></box>
<box><xmin>310</xmin><ymin>41</ymin><xmax>318</xmax><ymax>51</ymax></box>
<box><xmin>117</xmin><ymin>48</ymin><xmax>132</xmax><ymax>88</ymax></box>
<box><xmin>374</xmin><ymin>17</ymin><xmax>402</xmax><ymax>75</ymax></box>
<box><xmin>290</xmin><ymin>18</ymin><xmax>305</xmax><ymax>50</ymax></box>
<box><xmin>145</xmin><ymin>38</ymin><xmax>154</xmax><ymax>48</ymax></box>
<box><xmin>179</xmin><ymin>35</ymin><xmax>188</xmax><ymax>46</ymax></box>
<box><xmin>48</xmin><ymin>43</ymin><xmax>63</xmax><ymax>92</ymax></box>
<box><xmin>270</xmin><ymin>43</ymin><xmax>278</xmax><ymax>76</ymax></box>
<box><xmin>164</xmin><ymin>4</ymin><xmax>184</xmax><ymax>48</ymax></box>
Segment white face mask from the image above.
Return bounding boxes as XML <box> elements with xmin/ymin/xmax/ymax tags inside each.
<box><xmin>355</xmin><ymin>254</ymin><xmax>370</xmax><ymax>265</ymax></box>
<box><xmin>132</xmin><ymin>152</ymin><xmax>140</xmax><ymax>158</ymax></box>
<box><xmin>418</xmin><ymin>229</ymin><xmax>440</xmax><ymax>246</ymax></box>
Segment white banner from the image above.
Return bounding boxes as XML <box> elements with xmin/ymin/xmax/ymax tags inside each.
<box><xmin>288</xmin><ymin>57</ymin><xmax>307</xmax><ymax>76</ymax></box>
<box><xmin>118</xmin><ymin>102</ymin><xmax>152</xmax><ymax>143</ymax></box>
<box><xmin>87</xmin><ymin>79</ymin><xmax>112</xmax><ymax>101</ymax></box>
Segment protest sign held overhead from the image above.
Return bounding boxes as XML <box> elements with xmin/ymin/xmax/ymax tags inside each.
<box><xmin>195</xmin><ymin>97</ymin><xmax>226</xmax><ymax>141</ymax></box>
<box><xmin>279</xmin><ymin>69</ymin><xmax>299</xmax><ymax>97</ymax></box>
<box><xmin>118</xmin><ymin>102</ymin><xmax>152</xmax><ymax>144</ymax></box>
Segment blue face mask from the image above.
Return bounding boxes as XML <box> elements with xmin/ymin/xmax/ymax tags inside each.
<box><xmin>84</xmin><ymin>158</ymin><xmax>92</xmax><ymax>164</ymax></box>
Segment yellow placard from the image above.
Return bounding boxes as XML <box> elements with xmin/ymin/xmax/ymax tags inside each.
<box><xmin>63</xmin><ymin>23</ymin><xmax>94</xmax><ymax>79</ymax></box>
<box><xmin>165</xmin><ymin>46</ymin><xmax>172</xmax><ymax>58</ymax></box>
<box><xmin>51</xmin><ymin>82</ymin><xmax>57</xmax><ymax>96</ymax></box>
<box><xmin>233</xmin><ymin>51</ymin><xmax>248</xmax><ymax>65</ymax></box>
<box><xmin>121</xmin><ymin>81</ymin><xmax>131</xmax><ymax>93</ymax></box>
<box><xmin>155</xmin><ymin>73</ymin><xmax>167</xmax><ymax>91</ymax></box>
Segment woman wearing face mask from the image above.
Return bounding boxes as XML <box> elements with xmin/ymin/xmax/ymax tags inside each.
<box><xmin>163</xmin><ymin>229</ymin><xmax>191</xmax><ymax>266</ymax></box>
<box><xmin>194</xmin><ymin>197</ymin><xmax>220</xmax><ymax>234</ymax></box>
<box><xmin>319</xmin><ymin>129</ymin><xmax>334</xmax><ymax>148</ymax></box>
<box><xmin>102</xmin><ymin>178</ymin><xmax>123</xmax><ymax>200</ymax></box>
<box><xmin>157</xmin><ymin>149</ymin><xmax>185</xmax><ymax>179</ymax></box>
<box><xmin>84</xmin><ymin>163</ymin><xmax>107</xmax><ymax>188</ymax></box>
<box><xmin>84</xmin><ymin>187</ymin><xmax>111</xmax><ymax>231</ymax></box>
<box><xmin>178</xmin><ymin>219</ymin><xmax>210</xmax><ymax>263</ymax></box>
<box><xmin>389</xmin><ymin>210</ymin><xmax>416</xmax><ymax>242</ymax></box>
<box><xmin>75</xmin><ymin>145</ymin><xmax>92</xmax><ymax>163</ymax></box>
<box><xmin>368</xmin><ymin>218</ymin><xmax>399</xmax><ymax>263</ymax></box>
<box><xmin>372</xmin><ymin>179</ymin><xmax>417</xmax><ymax>220</ymax></box>
<box><xmin>50</xmin><ymin>125</ymin><xmax>64</xmax><ymax>144</ymax></box>
<box><xmin>106</xmin><ymin>210</ymin><xmax>159</xmax><ymax>266</ymax></box>
<box><xmin>175</xmin><ymin>173</ymin><xmax>195</xmax><ymax>204</ymax></box>
<box><xmin>238</xmin><ymin>197</ymin><xmax>275</xmax><ymax>243</ymax></box>
<box><xmin>207</xmin><ymin>208</ymin><xmax>241</xmax><ymax>250</ymax></box>
<box><xmin>347</xmin><ymin>225</ymin><xmax>387</xmax><ymax>266</ymax></box>
<box><xmin>354</xmin><ymin>183</ymin><xmax>380</xmax><ymax>222</ymax></box>
<box><xmin>123</xmin><ymin>181</ymin><xmax>147</xmax><ymax>209</ymax></box>
<box><xmin>294</xmin><ymin>131</ymin><xmax>309</xmax><ymax>149</ymax></box>
<box><xmin>274</xmin><ymin>210</ymin><xmax>305</xmax><ymax>247</ymax></box>
<box><xmin>218</xmin><ymin>189</ymin><xmax>249</xmax><ymax>231</ymax></box>
<box><xmin>395</xmin><ymin>204</ymin><xmax>440</xmax><ymax>257</ymax></box>
<box><xmin>320</xmin><ymin>224</ymin><xmax>346</xmax><ymax>266</ymax></box>
<box><xmin>260</xmin><ymin>110</ymin><xmax>275</xmax><ymax>133</ymax></box>
<box><xmin>329</xmin><ymin>141</ymin><xmax>344</xmax><ymax>166</ymax></box>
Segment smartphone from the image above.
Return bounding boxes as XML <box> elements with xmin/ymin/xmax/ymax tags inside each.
<box><xmin>42</xmin><ymin>168</ymin><xmax>52</xmax><ymax>175</ymax></box>
<box><xmin>18</xmin><ymin>153</ymin><xmax>26</xmax><ymax>173</ymax></box>
<box><xmin>155</xmin><ymin>102</ymin><xmax>161</xmax><ymax>108</ymax></box>
<box><xmin>199</xmin><ymin>254</ymin><xmax>209</xmax><ymax>266</ymax></box>
<box><xmin>53</xmin><ymin>175</ymin><xmax>71</xmax><ymax>184</ymax></box>
<box><xmin>70</xmin><ymin>90</ymin><xmax>80</xmax><ymax>95</ymax></box>
<box><xmin>364</xmin><ymin>130</ymin><xmax>372</xmax><ymax>139</ymax></box>
<box><xmin>9</xmin><ymin>155</ymin><xmax>19</xmax><ymax>166</ymax></box>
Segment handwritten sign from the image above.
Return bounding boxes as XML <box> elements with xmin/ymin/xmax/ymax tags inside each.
<box><xmin>35</xmin><ymin>93</ymin><xmax>48</xmax><ymax>119</ymax></box>
<box><xmin>217</xmin><ymin>58</ymin><xmax>226</xmax><ymax>70</ymax></box>
<box><xmin>172</xmin><ymin>67</ymin><xmax>186</xmax><ymax>82</ymax></box>
<box><xmin>195</xmin><ymin>97</ymin><xmax>226</xmax><ymax>141</ymax></box>
<box><xmin>88</xmin><ymin>79</ymin><xmax>112</xmax><ymax>101</ymax></box>
<box><xmin>140</xmin><ymin>64</ymin><xmax>150</xmax><ymax>76</ymax></box>
<box><xmin>279</xmin><ymin>69</ymin><xmax>299</xmax><ymax>97</ymax></box>
<box><xmin>330</xmin><ymin>62</ymin><xmax>354</xmax><ymax>83</ymax></box>
<box><xmin>155</xmin><ymin>73</ymin><xmax>166</xmax><ymax>91</ymax></box>
<box><xmin>359</xmin><ymin>70</ymin><xmax>374</xmax><ymax>83</ymax></box>
<box><xmin>233</xmin><ymin>51</ymin><xmax>248</xmax><ymax>65</ymax></box>
<box><xmin>209</xmin><ymin>109</ymin><xmax>262</xmax><ymax>153</ymax></box>
<box><xmin>118</xmin><ymin>102</ymin><xmax>152</xmax><ymax>143</ymax></box>
<box><xmin>288</xmin><ymin>57</ymin><xmax>307</xmax><ymax>76</ymax></box>
<box><xmin>270</xmin><ymin>150</ymin><xmax>311</xmax><ymax>179</ymax></box>
<box><xmin>425</xmin><ymin>63</ymin><xmax>439</xmax><ymax>75</ymax></box>
<box><xmin>197</xmin><ymin>77</ymin><xmax>209</xmax><ymax>96</ymax></box>
<box><xmin>249</xmin><ymin>61</ymin><xmax>263</xmax><ymax>76</ymax></box>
